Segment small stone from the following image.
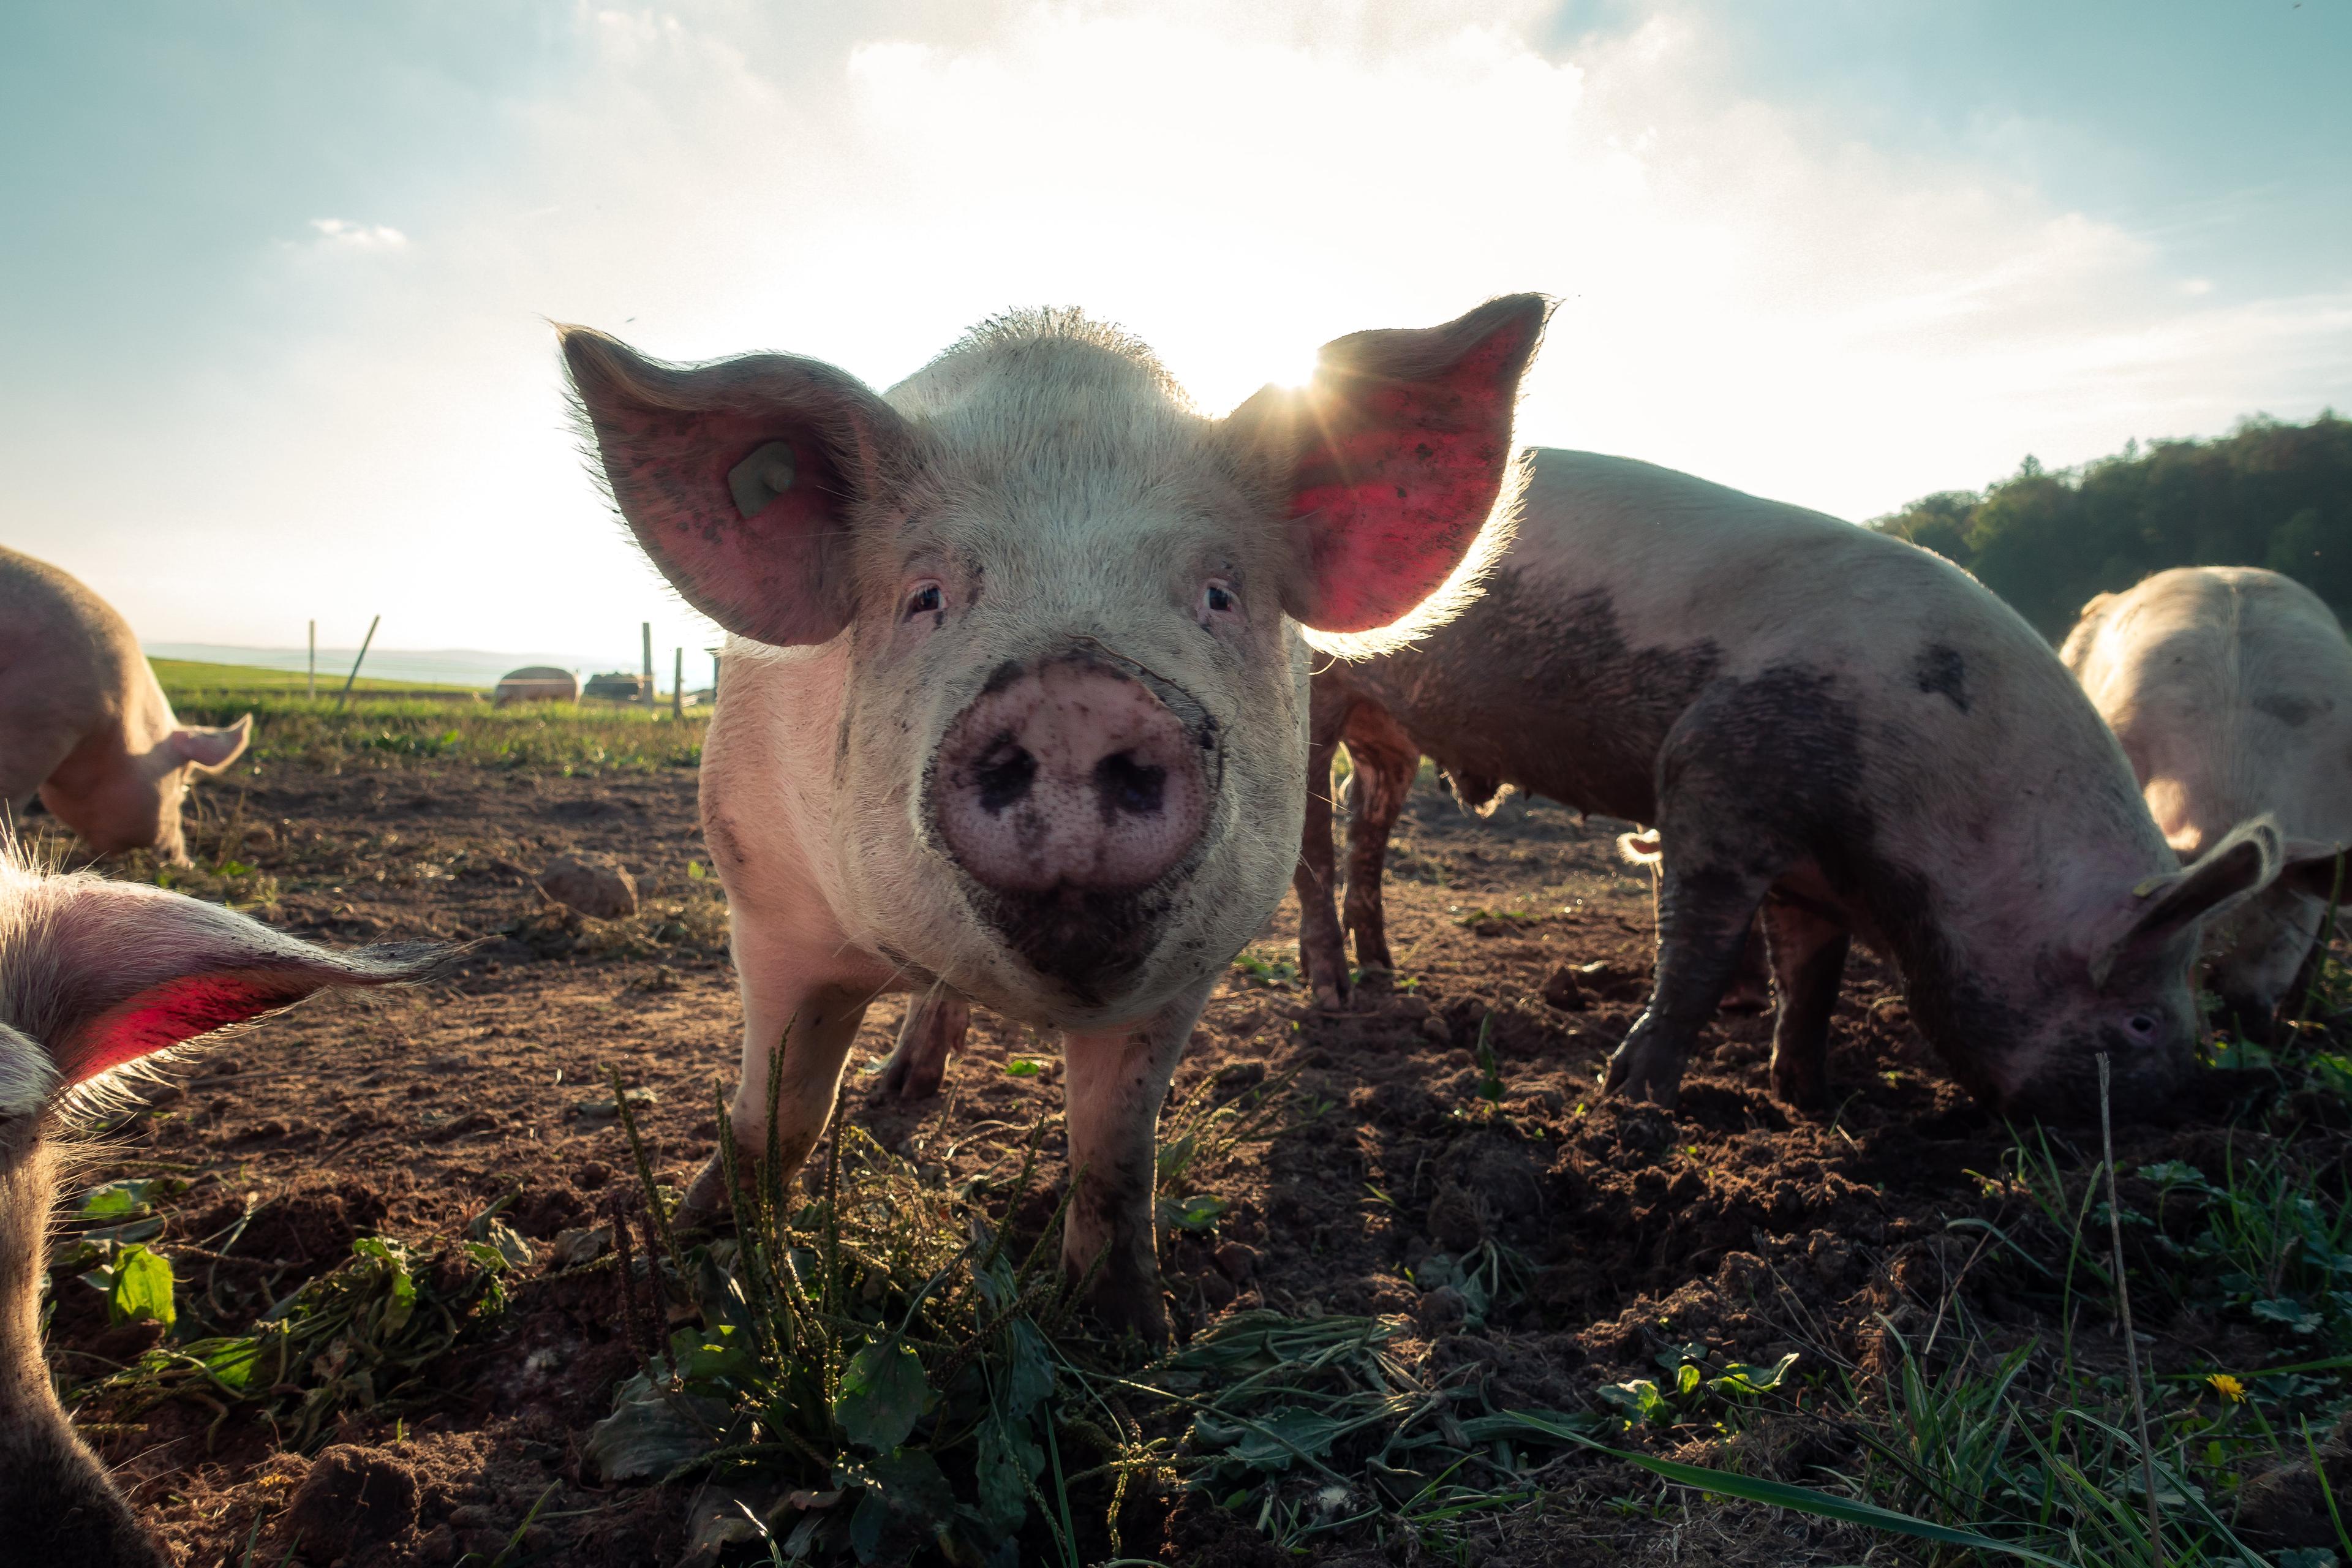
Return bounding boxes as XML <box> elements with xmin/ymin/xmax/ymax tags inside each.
<box><xmin>1420</xmin><ymin>1014</ymin><xmax>1452</xmax><ymax>1044</ymax></box>
<box><xmin>1540</xmin><ymin>965</ymin><xmax>1588</xmax><ymax>1011</ymax></box>
<box><xmin>537</xmin><ymin>853</ymin><xmax>639</xmax><ymax>919</ymax></box>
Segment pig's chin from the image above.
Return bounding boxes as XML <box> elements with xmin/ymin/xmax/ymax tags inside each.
<box><xmin>960</xmin><ymin>877</ymin><xmax>1185</xmax><ymax>1014</ymax></box>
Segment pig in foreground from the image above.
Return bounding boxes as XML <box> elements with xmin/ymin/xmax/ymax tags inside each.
<box><xmin>0</xmin><ymin>847</ymin><xmax>443</xmax><ymax>1566</ymax></box>
<box><xmin>0</xmin><ymin>548</ymin><xmax>252</xmax><ymax>865</ymax></box>
<box><xmin>1289</xmin><ymin>449</ymin><xmax>2286</xmax><ymax>1120</ymax></box>
<box><xmin>563</xmin><ymin>297</ymin><xmax>1548</xmax><ymax>1338</ymax></box>
<box><xmin>2062</xmin><ymin>566</ymin><xmax>2351</xmax><ymax>1027</ymax></box>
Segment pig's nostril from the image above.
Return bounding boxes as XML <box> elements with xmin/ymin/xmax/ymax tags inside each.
<box><xmin>1095</xmin><ymin>752</ymin><xmax>1166</xmax><ymax>817</ymax></box>
<box><xmin>974</xmin><ymin>741</ymin><xmax>1037</xmax><ymax>814</ymax></box>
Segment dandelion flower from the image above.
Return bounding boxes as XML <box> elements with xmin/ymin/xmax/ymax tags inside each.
<box><xmin>2207</xmin><ymin>1373</ymin><xmax>2245</xmax><ymax>1403</ymax></box>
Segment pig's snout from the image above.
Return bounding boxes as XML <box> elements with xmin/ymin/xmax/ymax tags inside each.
<box><xmin>935</xmin><ymin>657</ymin><xmax>1210</xmax><ymax>897</ymax></box>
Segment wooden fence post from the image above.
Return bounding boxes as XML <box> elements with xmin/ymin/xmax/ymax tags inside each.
<box><xmin>336</xmin><ymin>616</ymin><xmax>380</xmax><ymax>710</ymax></box>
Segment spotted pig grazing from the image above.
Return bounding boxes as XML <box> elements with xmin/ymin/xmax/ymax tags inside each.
<box><xmin>1288</xmin><ymin>449</ymin><xmax>2286</xmax><ymax>1121</ymax></box>
<box><xmin>0</xmin><ymin>848</ymin><xmax>443</xmax><ymax>1567</ymax></box>
<box><xmin>562</xmin><ymin>296</ymin><xmax>1548</xmax><ymax>1340</ymax></box>
<box><xmin>0</xmin><ymin>548</ymin><xmax>252</xmax><ymax>865</ymax></box>
<box><xmin>2062</xmin><ymin>567</ymin><xmax>2352</xmax><ymax>1029</ymax></box>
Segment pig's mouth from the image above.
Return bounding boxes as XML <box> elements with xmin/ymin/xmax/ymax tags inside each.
<box><xmin>960</xmin><ymin>881</ymin><xmax>1183</xmax><ymax>1008</ymax></box>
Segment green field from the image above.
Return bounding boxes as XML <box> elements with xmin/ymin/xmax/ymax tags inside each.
<box><xmin>150</xmin><ymin>657</ymin><xmax>479</xmax><ymax>695</ymax></box>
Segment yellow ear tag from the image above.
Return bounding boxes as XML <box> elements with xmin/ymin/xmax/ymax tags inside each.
<box><xmin>2132</xmin><ymin>876</ymin><xmax>2166</xmax><ymax>898</ymax></box>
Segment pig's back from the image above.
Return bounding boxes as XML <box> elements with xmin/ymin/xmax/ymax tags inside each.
<box><xmin>1340</xmin><ymin>449</ymin><xmax>2123</xmax><ymax>830</ymax></box>
<box><xmin>2067</xmin><ymin>566</ymin><xmax>2352</xmax><ymax>846</ymax></box>
<box><xmin>0</xmin><ymin>548</ymin><xmax>141</xmax><ymax>737</ymax></box>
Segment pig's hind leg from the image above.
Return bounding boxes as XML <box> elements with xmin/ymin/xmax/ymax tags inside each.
<box><xmin>1340</xmin><ymin>706</ymin><xmax>1420</xmax><ymax>982</ymax></box>
<box><xmin>878</xmin><ymin>987</ymin><xmax>970</xmax><ymax>1101</ymax></box>
<box><xmin>1294</xmin><ymin>689</ymin><xmax>1352</xmax><ymax>1006</ymax></box>
<box><xmin>1604</xmin><ymin>705</ymin><xmax>1806</xmax><ymax>1105</ymax></box>
<box><xmin>1759</xmin><ymin>895</ymin><xmax>1849</xmax><ymax>1110</ymax></box>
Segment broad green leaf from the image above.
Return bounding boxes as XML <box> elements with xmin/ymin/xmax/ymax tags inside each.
<box><xmin>584</xmin><ymin>1371</ymin><xmax>731</xmax><ymax>1481</ymax></box>
<box><xmin>1192</xmin><ymin>1406</ymin><xmax>1349</xmax><ymax>1473</ymax></box>
<box><xmin>78</xmin><ymin>1178</ymin><xmax>174</xmax><ymax>1218</ymax></box>
<box><xmin>108</xmin><ymin>1245</ymin><xmax>175</xmax><ymax>1330</ymax></box>
<box><xmin>836</xmin><ymin>1450</ymin><xmax>957</xmax><ymax>1564</ymax></box>
<box><xmin>834</xmin><ymin>1338</ymin><xmax>928</xmax><ymax>1452</ymax></box>
<box><xmin>1709</xmin><ymin>1352</ymin><xmax>1801</xmax><ymax>1396</ymax></box>
<box><xmin>1003</xmin><ymin>1058</ymin><xmax>1044</xmax><ymax>1078</ymax></box>
<box><xmin>1002</xmin><ymin>1320</ymin><xmax>1055</xmax><ymax>1420</ymax></box>
<box><xmin>673</xmin><ymin>1323</ymin><xmax>756</xmax><ymax>1386</ymax></box>
<box><xmin>1597</xmin><ymin>1378</ymin><xmax>1665</xmax><ymax>1426</ymax></box>
<box><xmin>975</xmin><ymin>1411</ymin><xmax>1044</xmax><ymax>1536</ymax></box>
<box><xmin>1170</xmin><ymin>1194</ymin><xmax>1230</xmax><ymax>1232</ymax></box>
<box><xmin>1675</xmin><ymin>1362</ymin><xmax>1703</xmax><ymax>1398</ymax></box>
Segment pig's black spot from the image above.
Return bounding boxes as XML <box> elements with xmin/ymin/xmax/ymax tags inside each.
<box><xmin>979</xmin><ymin>659</ymin><xmax>1028</xmax><ymax>697</ymax></box>
<box><xmin>1321</xmin><ymin>579</ymin><xmax>1720</xmax><ymax>827</ymax></box>
<box><xmin>1911</xmin><ymin>644</ymin><xmax>1970</xmax><ymax>714</ymax></box>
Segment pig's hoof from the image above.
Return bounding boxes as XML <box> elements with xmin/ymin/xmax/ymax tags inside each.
<box><xmin>1602</xmin><ymin>1046</ymin><xmax>1684</xmax><ymax>1107</ymax></box>
<box><xmin>876</xmin><ymin>1046</ymin><xmax>945</xmax><ymax>1102</ymax></box>
<box><xmin>674</xmin><ymin>1152</ymin><xmax>739</xmax><ymax>1226</ymax></box>
<box><xmin>1071</xmin><ymin>1259</ymin><xmax>1169</xmax><ymax>1349</ymax></box>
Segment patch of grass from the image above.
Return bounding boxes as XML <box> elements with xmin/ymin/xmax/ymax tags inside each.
<box><xmin>1229</xmin><ymin>946</ymin><xmax>1302</xmax><ymax>990</ymax></box>
<box><xmin>168</xmin><ymin>693</ymin><xmax>706</xmax><ymax>775</ymax></box>
<box><xmin>62</xmin><ymin>1194</ymin><xmax>520</xmax><ymax>1450</ymax></box>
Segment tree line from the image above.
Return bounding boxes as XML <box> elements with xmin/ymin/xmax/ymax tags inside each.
<box><xmin>1870</xmin><ymin>411</ymin><xmax>2352</xmax><ymax>638</ymax></box>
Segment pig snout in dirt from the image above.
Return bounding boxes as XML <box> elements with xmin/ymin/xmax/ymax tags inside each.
<box><xmin>2063</xmin><ymin>565</ymin><xmax>2352</xmax><ymax>1036</ymax></box>
<box><xmin>0</xmin><ymin>547</ymin><xmax>252</xmax><ymax>866</ymax></box>
<box><xmin>0</xmin><ymin>846</ymin><xmax>447</xmax><ymax>1567</ymax></box>
<box><xmin>564</xmin><ymin>294</ymin><xmax>1551</xmax><ymax>1341</ymax></box>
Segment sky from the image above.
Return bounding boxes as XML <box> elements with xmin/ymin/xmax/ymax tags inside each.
<box><xmin>4</xmin><ymin>1</ymin><xmax>2347</xmax><ymax>666</ymax></box>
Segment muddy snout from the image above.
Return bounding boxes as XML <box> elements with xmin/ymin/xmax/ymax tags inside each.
<box><xmin>935</xmin><ymin>655</ymin><xmax>1212</xmax><ymax>896</ymax></box>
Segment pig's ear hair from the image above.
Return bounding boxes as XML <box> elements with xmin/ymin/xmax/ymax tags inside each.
<box><xmin>12</xmin><ymin>872</ymin><xmax>448</xmax><ymax>1090</ymax></box>
<box><xmin>1227</xmin><ymin>294</ymin><xmax>1553</xmax><ymax>656</ymax></box>
<box><xmin>2090</xmin><ymin>817</ymin><xmax>2283</xmax><ymax>989</ymax></box>
<box><xmin>171</xmin><ymin>714</ymin><xmax>252</xmax><ymax>774</ymax></box>
<box><xmin>559</xmin><ymin>326</ymin><xmax>914</xmax><ymax>649</ymax></box>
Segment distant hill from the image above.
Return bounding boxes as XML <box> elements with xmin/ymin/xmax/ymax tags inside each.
<box><xmin>148</xmin><ymin>658</ymin><xmax>477</xmax><ymax>695</ymax></box>
<box><xmin>1871</xmin><ymin>412</ymin><xmax>2352</xmax><ymax>638</ymax></box>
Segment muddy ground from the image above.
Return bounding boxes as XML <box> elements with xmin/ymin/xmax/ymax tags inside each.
<box><xmin>33</xmin><ymin>753</ymin><xmax>2345</xmax><ymax>1566</ymax></box>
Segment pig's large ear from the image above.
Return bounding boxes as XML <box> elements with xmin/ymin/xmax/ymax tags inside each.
<box><xmin>16</xmin><ymin>873</ymin><xmax>447</xmax><ymax>1088</ymax></box>
<box><xmin>171</xmin><ymin>714</ymin><xmax>251</xmax><ymax>774</ymax></box>
<box><xmin>560</xmin><ymin>328</ymin><xmax>913</xmax><ymax>647</ymax></box>
<box><xmin>2282</xmin><ymin>838</ymin><xmax>2351</xmax><ymax>900</ymax></box>
<box><xmin>1227</xmin><ymin>294</ymin><xmax>1552</xmax><ymax>642</ymax></box>
<box><xmin>2090</xmin><ymin>817</ymin><xmax>2284</xmax><ymax>989</ymax></box>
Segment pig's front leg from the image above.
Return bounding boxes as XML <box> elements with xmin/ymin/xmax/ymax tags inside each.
<box><xmin>1060</xmin><ymin>978</ymin><xmax>1212</xmax><ymax>1346</ymax></box>
<box><xmin>878</xmin><ymin>988</ymin><xmax>970</xmax><ymax>1101</ymax></box>
<box><xmin>680</xmin><ymin>974</ymin><xmax>875</xmax><ymax>1221</ymax></box>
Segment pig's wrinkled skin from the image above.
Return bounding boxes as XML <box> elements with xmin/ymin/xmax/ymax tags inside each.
<box><xmin>0</xmin><ymin>846</ymin><xmax>443</xmax><ymax>1567</ymax></box>
<box><xmin>1283</xmin><ymin>450</ymin><xmax>2284</xmax><ymax>1122</ymax></box>
<box><xmin>563</xmin><ymin>298</ymin><xmax>1548</xmax><ymax>1340</ymax></box>
<box><xmin>2062</xmin><ymin>567</ymin><xmax>2352</xmax><ymax>1028</ymax></box>
<box><xmin>0</xmin><ymin>548</ymin><xmax>252</xmax><ymax>864</ymax></box>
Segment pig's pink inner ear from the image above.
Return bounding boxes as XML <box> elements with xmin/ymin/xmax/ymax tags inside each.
<box><xmin>562</xmin><ymin>328</ymin><xmax>903</xmax><ymax>649</ymax></box>
<box><xmin>53</xmin><ymin>966</ymin><xmax>328</xmax><ymax>1085</ymax></box>
<box><xmin>1278</xmin><ymin>295</ymin><xmax>1551</xmax><ymax>635</ymax></box>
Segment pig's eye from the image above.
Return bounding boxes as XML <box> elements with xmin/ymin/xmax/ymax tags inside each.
<box><xmin>904</xmin><ymin>582</ymin><xmax>944</xmax><ymax>620</ymax></box>
<box><xmin>2124</xmin><ymin>1012</ymin><xmax>2160</xmax><ymax>1041</ymax></box>
<box><xmin>1200</xmin><ymin>580</ymin><xmax>1239</xmax><ymax>620</ymax></box>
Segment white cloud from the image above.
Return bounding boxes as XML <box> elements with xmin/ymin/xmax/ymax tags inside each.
<box><xmin>13</xmin><ymin>1</ymin><xmax>2347</xmax><ymax>651</ymax></box>
<box><xmin>307</xmin><ymin>217</ymin><xmax>407</xmax><ymax>249</ymax></box>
